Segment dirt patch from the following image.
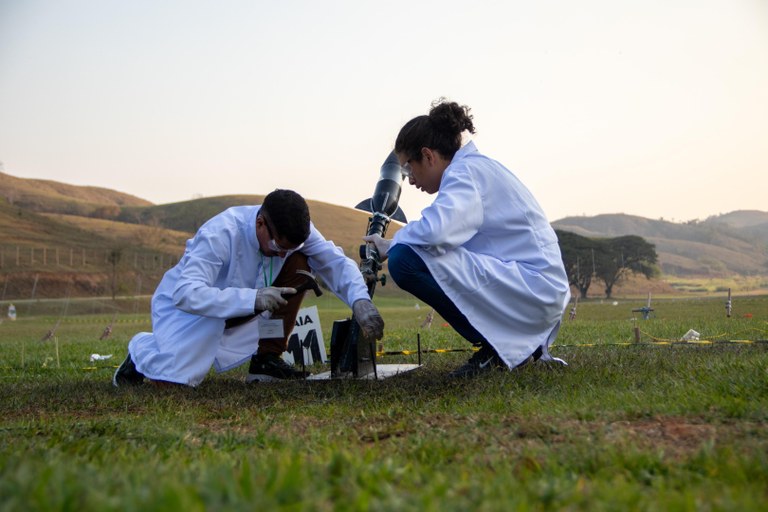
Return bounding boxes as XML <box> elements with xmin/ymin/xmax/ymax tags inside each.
<box><xmin>491</xmin><ymin>415</ymin><xmax>767</xmax><ymax>460</ymax></box>
<box><xmin>604</xmin><ymin>417</ymin><xmax>718</xmax><ymax>457</ymax></box>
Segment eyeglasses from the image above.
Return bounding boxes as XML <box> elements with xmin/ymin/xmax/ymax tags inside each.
<box><xmin>261</xmin><ymin>214</ymin><xmax>304</xmax><ymax>253</ymax></box>
<box><xmin>401</xmin><ymin>159</ymin><xmax>413</xmax><ymax>179</ymax></box>
<box><xmin>267</xmin><ymin>238</ymin><xmax>293</xmax><ymax>253</ymax></box>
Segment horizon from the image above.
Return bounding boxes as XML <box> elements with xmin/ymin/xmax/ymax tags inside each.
<box><xmin>3</xmin><ymin>167</ymin><xmax>766</xmax><ymax>225</ymax></box>
<box><xmin>1</xmin><ymin>1</ymin><xmax>766</xmax><ymax>224</ymax></box>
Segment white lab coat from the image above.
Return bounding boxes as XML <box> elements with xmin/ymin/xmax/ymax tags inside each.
<box><xmin>393</xmin><ymin>142</ymin><xmax>571</xmax><ymax>368</ymax></box>
<box><xmin>129</xmin><ymin>205</ymin><xmax>369</xmax><ymax>386</ymax></box>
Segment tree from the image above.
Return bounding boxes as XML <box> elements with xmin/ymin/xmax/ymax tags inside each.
<box><xmin>595</xmin><ymin>235</ymin><xmax>658</xmax><ymax>299</ymax></box>
<box><xmin>556</xmin><ymin>230</ymin><xmax>604</xmax><ymax>299</ymax></box>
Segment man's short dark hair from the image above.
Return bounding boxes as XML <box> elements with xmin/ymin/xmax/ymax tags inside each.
<box><xmin>261</xmin><ymin>189</ymin><xmax>311</xmax><ymax>245</ymax></box>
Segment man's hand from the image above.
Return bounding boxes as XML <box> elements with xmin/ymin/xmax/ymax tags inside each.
<box><xmin>353</xmin><ymin>299</ymin><xmax>385</xmax><ymax>340</ymax></box>
<box><xmin>255</xmin><ymin>286</ymin><xmax>296</xmax><ymax>312</ymax></box>
<box><xmin>362</xmin><ymin>234</ymin><xmax>392</xmax><ymax>261</ymax></box>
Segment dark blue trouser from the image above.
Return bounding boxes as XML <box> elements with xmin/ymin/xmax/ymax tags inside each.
<box><xmin>387</xmin><ymin>244</ymin><xmax>488</xmax><ymax>346</ymax></box>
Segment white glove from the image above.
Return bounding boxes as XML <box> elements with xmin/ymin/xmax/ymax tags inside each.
<box><xmin>255</xmin><ymin>286</ymin><xmax>296</xmax><ymax>312</ymax></box>
<box><xmin>362</xmin><ymin>234</ymin><xmax>392</xmax><ymax>261</ymax></box>
<box><xmin>353</xmin><ymin>299</ymin><xmax>385</xmax><ymax>340</ymax></box>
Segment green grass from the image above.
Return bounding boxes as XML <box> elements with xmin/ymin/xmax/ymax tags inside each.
<box><xmin>1</xmin><ymin>295</ymin><xmax>767</xmax><ymax>511</ymax></box>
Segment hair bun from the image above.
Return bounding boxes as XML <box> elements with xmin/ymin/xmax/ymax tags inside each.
<box><xmin>429</xmin><ymin>100</ymin><xmax>476</xmax><ymax>135</ymax></box>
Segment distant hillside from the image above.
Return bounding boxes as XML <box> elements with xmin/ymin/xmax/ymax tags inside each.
<box><xmin>0</xmin><ymin>194</ymin><xmax>188</xmax><ymax>298</ymax></box>
<box><xmin>0</xmin><ymin>171</ymin><xmax>152</xmax><ymax>216</ymax></box>
<box><xmin>552</xmin><ymin>213</ymin><xmax>768</xmax><ymax>276</ymax></box>
<box><xmin>3</xmin><ymin>170</ymin><xmax>766</xmax><ymax>296</ymax></box>
<box><xmin>0</xmin><ymin>172</ymin><xmax>400</xmax><ymax>255</ymax></box>
<box><xmin>44</xmin><ymin>214</ymin><xmax>192</xmax><ymax>255</ymax></box>
<box><xmin>705</xmin><ymin>210</ymin><xmax>768</xmax><ymax>229</ymax></box>
<box><xmin>0</xmin><ymin>174</ymin><xmax>402</xmax><ymax>299</ymax></box>
<box><xmin>116</xmin><ymin>194</ymin><xmax>396</xmax><ymax>257</ymax></box>
<box><xmin>0</xmin><ymin>196</ymin><xmax>113</xmax><ymax>248</ymax></box>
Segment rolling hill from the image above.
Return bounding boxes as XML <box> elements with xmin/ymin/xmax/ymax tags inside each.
<box><xmin>0</xmin><ymin>171</ymin><xmax>391</xmax><ymax>255</ymax></box>
<box><xmin>0</xmin><ymin>171</ymin><xmax>151</xmax><ymax>215</ymax></box>
<box><xmin>1</xmin><ymin>171</ymin><xmax>767</xmax><ymax>299</ymax></box>
<box><xmin>552</xmin><ymin>213</ymin><xmax>768</xmax><ymax>276</ymax></box>
<box><xmin>0</xmin><ymin>172</ymin><xmax>400</xmax><ymax>299</ymax></box>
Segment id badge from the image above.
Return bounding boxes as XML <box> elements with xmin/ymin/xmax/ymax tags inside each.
<box><xmin>258</xmin><ymin>318</ymin><xmax>284</xmax><ymax>339</ymax></box>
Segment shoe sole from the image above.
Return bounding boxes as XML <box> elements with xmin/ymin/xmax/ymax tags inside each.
<box><xmin>449</xmin><ymin>347</ymin><xmax>541</xmax><ymax>378</ymax></box>
<box><xmin>112</xmin><ymin>358</ymin><xmax>129</xmax><ymax>388</ymax></box>
<box><xmin>113</xmin><ymin>355</ymin><xmax>144</xmax><ymax>387</ymax></box>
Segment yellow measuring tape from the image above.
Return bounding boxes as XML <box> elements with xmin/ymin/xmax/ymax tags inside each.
<box><xmin>376</xmin><ymin>338</ymin><xmax>768</xmax><ymax>357</ymax></box>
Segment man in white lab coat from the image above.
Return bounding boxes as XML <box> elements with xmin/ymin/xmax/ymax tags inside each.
<box><xmin>365</xmin><ymin>100</ymin><xmax>570</xmax><ymax>377</ymax></box>
<box><xmin>114</xmin><ymin>189</ymin><xmax>384</xmax><ymax>387</ymax></box>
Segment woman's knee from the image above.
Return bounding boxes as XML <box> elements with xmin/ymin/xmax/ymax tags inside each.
<box><xmin>387</xmin><ymin>244</ymin><xmax>411</xmax><ymax>287</ymax></box>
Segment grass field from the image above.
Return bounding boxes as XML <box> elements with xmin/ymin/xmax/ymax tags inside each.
<box><xmin>1</xmin><ymin>294</ymin><xmax>766</xmax><ymax>511</ymax></box>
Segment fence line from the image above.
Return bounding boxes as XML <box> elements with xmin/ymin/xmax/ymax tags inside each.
<box><xmin>0</xmin><ymin>245</ymin><xmax>182</xmax><ymax>271</ymax></box>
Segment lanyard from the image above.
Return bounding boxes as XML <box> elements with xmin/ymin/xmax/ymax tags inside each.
<box><xmin>260</xmin><ymin>252</ymin><xmax>273</xmax><ymax>287</ymax></box>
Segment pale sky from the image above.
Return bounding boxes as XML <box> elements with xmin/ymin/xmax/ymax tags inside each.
<box><xmin>1</xmin><ymin>0</ymin><xmax>766</xmax><ymax>224</ymax></box>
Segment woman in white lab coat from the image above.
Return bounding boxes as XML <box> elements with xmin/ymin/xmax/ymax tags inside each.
<box><xmin>365</xmin><ymin>100</ymin><xmax>570</xmax><ymax>377</ymax></box>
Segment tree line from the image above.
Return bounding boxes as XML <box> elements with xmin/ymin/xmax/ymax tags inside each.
<box><xmin>556</xmin><ymin>230</ymin><xmax>658</xmax><ymax>299</ymax></box>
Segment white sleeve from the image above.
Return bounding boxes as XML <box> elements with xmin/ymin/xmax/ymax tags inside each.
<box><xmin>393</xmin><ymin>167</ymin><xmax>483</xmax><ymax>255</ymax></box>
<box><xmin>171</xmin><ymin>227</ymin><xmax>258</xmax><ymax>318</ymax></box>
<box><xmin>302</xmin><ymin>224</ymin><xmax>370</xmax><ymax>307</ymax></box>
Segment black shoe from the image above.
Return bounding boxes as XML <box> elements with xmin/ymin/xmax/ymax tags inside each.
<box><xmin>247</xmin><ymin>353</ymin><xmax>309</xmax><ymax>382</ymax></box>
<box><xmin>448</xmin><ymin>343</ymin><xmax>505</xmax><ymax>378</ymax></box>
<box><xmin>514</xmin><ymin>345</ymin><xmax>545</xmax><ymax>370</ymax></box>
<box><xmin>113</xmin><ymin>353</ymin><xmax>145</xmax><ymax>387</ymax></box>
